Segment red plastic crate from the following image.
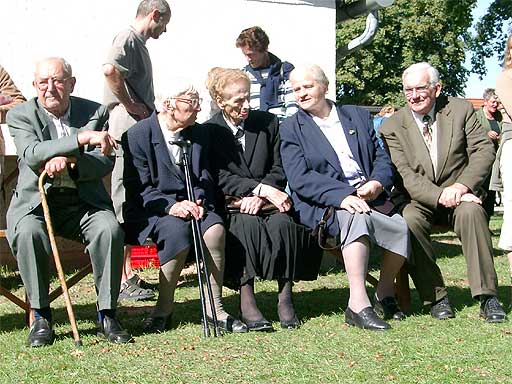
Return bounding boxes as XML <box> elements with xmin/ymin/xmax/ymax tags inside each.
<box><xmin>130</xmin><ymin>245</ymin><xmax>160</xmax><ymax>269</ymax></box>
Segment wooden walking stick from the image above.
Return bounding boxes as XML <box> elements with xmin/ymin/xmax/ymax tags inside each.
<box><xmin>38</xmin><ymin>169</ymin><xmax>82</xmax><ymax>347</ymax></box>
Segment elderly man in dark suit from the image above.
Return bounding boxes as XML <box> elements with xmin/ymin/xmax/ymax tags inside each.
<box><xmin>6</xmin><ymin>57</ymin><xmax>132</xmax><ymax>347</ymax></box>
<box><xmin>380</xmin><ymin>62</ymin><xmax>506</xmax><ymax>322</ymax></box>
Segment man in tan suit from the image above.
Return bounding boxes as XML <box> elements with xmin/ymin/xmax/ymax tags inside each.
<box><xmin>380</xmin><ymin>62</ymin><xmax>506</xmax><ymax>322</ymax></box>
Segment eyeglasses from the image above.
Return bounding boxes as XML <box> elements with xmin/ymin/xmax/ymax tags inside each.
<box><xmin>173</xmin><ymin>97</ymin><xmax>202</xmax><ymax>109</ymax></box>
<box><xmin>403</xmin><ymin>83</ymin><xmax>433</xmax><ymax>97</ymax></box>
<box><xmin>35</xmin><ymin>76</ymin><xmax>71</xmax><ymax>91</ymax></box>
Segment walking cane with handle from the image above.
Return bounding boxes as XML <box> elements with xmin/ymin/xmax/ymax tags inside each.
<box><xmin>171</xmin><ymin>138</ymin><xmax>220</xmax><ymax>338</ymax></box>
<box><xmin>38</xmin><ymin>169</ymin><xmax>83</xmax><ymax>347</ymax></box>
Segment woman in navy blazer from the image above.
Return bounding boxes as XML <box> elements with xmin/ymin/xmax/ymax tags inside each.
<box><xmin>280</xmin><ymin>64</ymin><xmax>409</xmax><ymax>330</ymax></box>
<box><xmin>123</xmin><ymin>79</ymin><xmax>246</xmax><ymax>334</ymax></box>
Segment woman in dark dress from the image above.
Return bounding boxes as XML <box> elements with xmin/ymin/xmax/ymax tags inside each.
<box><xmin>205</xmin><ymin>69</ymin><xmax>321</xmax><ymax>331</ymax></box>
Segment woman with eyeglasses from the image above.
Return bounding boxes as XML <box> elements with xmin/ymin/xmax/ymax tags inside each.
<box><xmin>204</xmin><ymin>69</ymin><xmax>322</xmax><ymax>332</ymax></box>
<box><xmin>122</xmin><ymin>78</ymin><xmax>247</xmax><ymax>334</ymax></box>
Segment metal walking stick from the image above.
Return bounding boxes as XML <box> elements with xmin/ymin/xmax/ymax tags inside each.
<box><xmin>38</xmin><ymin>170</ymin><xmax>82</xmax><ymax>347</ymax></box>
<box><xmin>171</xmin><ymin>138</ymin><xmax>219</xmax><ymax>338</ymax></box>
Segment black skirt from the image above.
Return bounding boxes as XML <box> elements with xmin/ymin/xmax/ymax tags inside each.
<box><xmin>223</xmin><ymin>211</ymin><xmax>322</xmax><ymax>289</ymax></box>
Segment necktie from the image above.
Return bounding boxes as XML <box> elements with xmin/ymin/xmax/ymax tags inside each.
<box><xmin>235</xmin><ymin>127</ymin><xmax>244</xmax><ymax>140</ymax></box>
<box><xmin>422</xmin><ymin>115</ymin><xmax>432</xmax><ymax>150</ymax></box>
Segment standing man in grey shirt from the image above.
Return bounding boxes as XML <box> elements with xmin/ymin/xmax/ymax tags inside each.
<box><xmin>103</xmin><ymin>0</ymin><xmax>171</xmax><ymax>301</ymax></box>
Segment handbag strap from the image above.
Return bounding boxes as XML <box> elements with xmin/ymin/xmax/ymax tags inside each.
<box><xmin>316</xmin><ymin>207</ymin><xmax>354</xmax><ymax>251</ymax></box>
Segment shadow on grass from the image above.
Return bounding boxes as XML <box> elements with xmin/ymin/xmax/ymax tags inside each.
<box><xmin>2</xmin><ymin>282</ymin><xmax>512</xmax><ymax>339</ymax></box>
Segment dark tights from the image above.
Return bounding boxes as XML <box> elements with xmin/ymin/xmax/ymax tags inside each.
<box><xmin>239</xmin><ymin>278</ymin><xmax>296</xmax><ymax>322</ymax></box>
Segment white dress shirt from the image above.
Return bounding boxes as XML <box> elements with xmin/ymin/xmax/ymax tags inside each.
<box><xmin>312</xmin><ymin>103</ymin><xmax>366</xmax><ymax>188</ymax></box>
<box><xmin>159</xmin><ymin>124</ymin><xmax>183</xmax><ymax>164</ymax></box>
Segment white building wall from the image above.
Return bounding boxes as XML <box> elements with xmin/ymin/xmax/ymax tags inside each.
<box><xmin>1</xmin><ymin>0</ymin><xmax>336</xmax><ymax>106</ymax></box>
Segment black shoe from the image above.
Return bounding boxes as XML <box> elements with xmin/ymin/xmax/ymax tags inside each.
<box><xmin>142</xmin><ymin>315</ymin><xmax>171</xmax><ymax>334</ymax></box>
<box><xmin>480</xmin><ymin>296</ymin><xmax>506</xmax><ymax>323</ymax></box>
<box><xmin>27</xmin><ymin>318</ymin><xmax>55</xmax><ymax>347</ymax></box>
<box><xmin>207</xmin><ymin>315</ymin><xmax>248</xmax><ymax>333</ymax></box>
<box><xmin>240</xmin><ymin>314</ymin><xmax>274</xmax><ymax>332</ymax></box>
<box><xmin>98</xmin><ymin>316</ymin><xmax>133</xmax><ymax>344</ymax></box>
<box><xmin>118</xmin><ymin>275</ymin><xmax>155</xmax><ymax>302</ymax></box>
<box><xmin>345</xmin><ymin>306</ymin><xmax>391</xmax><ymax>330</ymax></box>
<box><xmin>374</xmin><ymin>294</ymin><xmax>406</xmax><ymax>321</ymax></box>
<box><xmin>280</xmin><ymin>315</ymin><xmax>300</xmax><ymax>330</ymax></box>
<box><xmin>430</xmin><ymin>296</ymin><xmax>455</xmax><ymax>320</ymax></box>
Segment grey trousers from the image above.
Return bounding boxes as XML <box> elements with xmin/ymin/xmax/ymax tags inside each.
<box><xmin>8</xmin><ymin>193</ymin><xmax>124</xmax><ymax>311</ymax></box>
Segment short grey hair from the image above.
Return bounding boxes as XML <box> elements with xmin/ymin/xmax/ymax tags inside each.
<box><xmin>289</xmin><ymin>64</ymin><xmax>329</xmax><ymax>88</ymax></box>
<box><xmin>155</xmin><ymin>77</ymin><xmax>198</xmax><ymax>112</ymax></box>
<box><xmin>136</xmin><ymin>0</ymin><xmax>170</xmax><ymax>18</ymax></box>
<box><xmin>34</xmin><ymin>57</ymin><xmax>73</xmax><ymax>78</ymax></box>
<box><xmin>402</xmin><ymin>62</ymin><xmax>440</xmax><ymax>85</ymax></box>
<box><xmin>482</xmin><ymin>88</ymin><xmax>496</xmax><ymax>100</ymax></box>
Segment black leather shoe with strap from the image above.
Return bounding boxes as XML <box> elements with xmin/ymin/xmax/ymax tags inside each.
<box><xmin>345</xmin><ymin>306</ymin><xmax>391</xmax><ymax>330</ymax></box>
<box><xmin>118</xmin><ymin>275</ymin><xmax>155</xmax><ymax>302</ymax></box>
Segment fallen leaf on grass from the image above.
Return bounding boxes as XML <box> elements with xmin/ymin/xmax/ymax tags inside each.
<box><xmin>71</xmin><ymin>349</ymin><xmax>84</xmax><ymax>358</ymax></box>
<box><xmin>348</xmin><ymin>361</ymin><xmax>356</xmax><ymax>367</ymax></box>
<box><xmin>180</xmin><ymin>345</ymin><xmax>195</xmax><ymax>350</ymax></box>
<box><xmin>386</xmin><ymin>374</ymin><xmax>396</xmax><ymax>380</ymax></box>
<box><xmin>375</xmin><ymin>353</ymin><xmax>384</xmax><ymax>359</ymax></box>
<box><xmin>337</xmin><ymin>353</ymin><xmax>345</xmax><ymax>359</ymax></box>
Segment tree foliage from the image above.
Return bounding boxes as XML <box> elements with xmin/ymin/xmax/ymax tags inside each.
<box><xmin>336</xmin><ymin>0</ymin><xmax>476</xmax><ymax>106</ymax></box>
<box><xmin>470</xmin><ymin>0</ymin><xmax>512</xmax><ymax>78</ymax></box>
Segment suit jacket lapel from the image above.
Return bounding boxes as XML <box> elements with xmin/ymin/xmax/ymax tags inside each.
<box><xmin>212</xmin><ymin>112</ymin><xmax>253</xmax><ymax>177</ymax></box>
<box><xmin>296</xmin><ymin>109</ymin><xmax>344</xmax><ymax>175</ymax></box>
<box><xmin>35</xmin><ymin>102</ymin><xmax>56</xmax><ymax>141</ymax></box>
<box><xmin>434</xmin><ymin>101</ymin><xmax>453</xmax><ymax>180</ymax></box>
<box><xmin>404</xmin><ymin>106</ymin><xmax>435</xmax><ymax>180</ymax></box>
<box><xmin>337</xmin><ymin>105</ymin><xmax>366</xmax><ymax>176</ymax></box>
<box><xmin>242</xmin><ymin>113</ymin><xmax>258</xmax><ymax>166</ymax></box>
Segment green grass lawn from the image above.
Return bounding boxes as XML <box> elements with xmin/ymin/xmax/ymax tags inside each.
<box><xmin>1</xmin><ymin>215</ymin><xmax>511</xmax><ymax>383</ymax></box>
